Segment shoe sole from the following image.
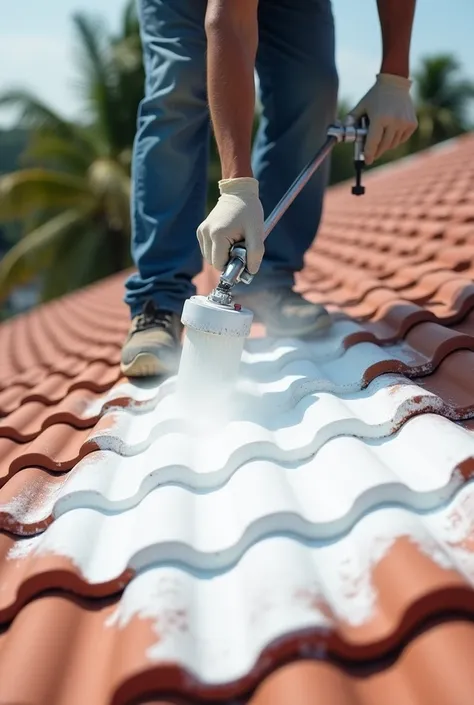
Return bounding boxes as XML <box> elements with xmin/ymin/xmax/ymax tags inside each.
<box><xmin>120</xmin><ymin>352</ymin><xmax>173</xmax><ymax>378</ymax></box>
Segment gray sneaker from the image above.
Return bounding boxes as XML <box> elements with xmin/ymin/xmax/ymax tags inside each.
<box><xmin>236</xmin><ymin>287</ymin><xmax>331</xmax><ymax>337</ymax></box>
<box><xmin>120</xmin><ymin>300</ymin><xmax>183</xmax><ymax>377</ymax></box>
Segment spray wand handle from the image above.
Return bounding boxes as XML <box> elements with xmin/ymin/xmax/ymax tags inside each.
<box><xmin>221</xmin><ymin>133</ymin><xmax>339</xmax><ymax>289</ymax></box>
<box><xmin>214</xmin><ymin>116</ymin><xmax>368</xmax><ymax>294</ymax></box>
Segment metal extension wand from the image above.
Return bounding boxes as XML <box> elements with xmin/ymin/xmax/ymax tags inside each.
<box><xmin>208</xmin><ymin>116</ymin><xmax>368</xmax><ymax>307</ymax></box>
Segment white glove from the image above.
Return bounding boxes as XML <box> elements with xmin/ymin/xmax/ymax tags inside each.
<box><xmin>197</xmin><ymin>177</ymin><xmax>265</xmax><ymax>274</ymax></box>
<box><xmin>348</xmin><ymin>73</ymin><xmax>418</xmax><ymax>165</ymax></box>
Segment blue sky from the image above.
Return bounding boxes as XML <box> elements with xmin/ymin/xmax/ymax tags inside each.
<box><xmin>1</xmin><ymin>0</ymin><xmax>473</xmax><ymax>127</ymax></box>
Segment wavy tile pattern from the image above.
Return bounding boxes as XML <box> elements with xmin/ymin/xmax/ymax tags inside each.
<box><xmin>1</xmin><ymin>135</ymin><xmax>474</xmax><ymax>704</ymax></box>
<box><xmin>3</xmin><ymin>453</ymin><xmax>474</xmax><ymax>629</ymax></box>
<box><xmin>1</xmin><ymin>598</ymin><xmax>474</xmax><ymax>705</ymax></box>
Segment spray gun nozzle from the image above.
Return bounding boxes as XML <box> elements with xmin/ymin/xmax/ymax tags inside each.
<box><xmin>207</xmin><ymin>242</ymin><xmax>253</xmax><ymax>307</ymax></box>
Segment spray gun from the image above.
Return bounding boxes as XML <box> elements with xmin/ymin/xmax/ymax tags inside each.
<box><xmin>208</xmin><ymin>116</ymin><xmax>368</xmax><ymax>308</ymax></box>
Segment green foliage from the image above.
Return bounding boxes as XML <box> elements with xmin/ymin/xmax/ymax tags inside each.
<box><xmin>0</xmin><ymin>169</ymin><xmax>94</xmax><ymax>220</ymax></box>
<box><xmin>0</xmin><ymin>0</ymin><xmax>473</xmax><ymax>312</ymax></box>
<box><xmin>408</xmin><ymin>54</ymin><xmax>474</xmax><ymax>152</ymax></box>
<box><xmin>0</xmin><ymin>128</ymin><xmax>30</xmax><ymax>175</ymax></box>
<box><xmin>0</xmin><ymin>0</ymin><xmax>138</xmax><ymax>306</ymax></box>
<box><xmin>0</xmin><ymin>128</ymin><xmax>30</xmax><ymax>251</ymax></box>
<box><xmin>329</xmin><ymin>56</ymin><xmax>474</xmax><ymax>185</ymax></box>
<box><xmin>0</xmin><ymin>208</ymin><xmax>94</xmax><ymax>296</ymax></box>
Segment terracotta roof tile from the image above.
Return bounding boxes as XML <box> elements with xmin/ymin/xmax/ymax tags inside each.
<box><xmin>0</xmin><ymin>425</ymin><xmax>98</xmax><ymax>485</ymax></box>
<box><xmin>0</xmin><ymin>389</ymin><xmax>111</xmax><ymax>442</ymax></box>
<box><xmin>0</xmin><ymin>580</ymin><xmax>474</xmax><ymax>704</ymax></box>
<box><xmin>1</xmin><ymin>134</ymin><xmax>474</xmax><ymax>703</ymax></box>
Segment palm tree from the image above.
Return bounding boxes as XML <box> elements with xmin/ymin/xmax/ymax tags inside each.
<box><xmin>409</xmin><ymin>54</ymin><xmax>474</xmax><ymax>151</ymax></box>
<box><xmin>0</xmin><ymin>1</ymin><xmax>142</xmax><ymax>303</ymax></box>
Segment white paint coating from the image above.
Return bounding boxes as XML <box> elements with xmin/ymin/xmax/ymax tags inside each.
<box><xmin>101</xmin><ymin>483</ymin><xmax>474</xmax><ymax>685</ymax></box>
<box><xmin>83</xmin><ymin>322</ymin><xmax>439</xmax><ymax>419</ymax></box>
<box><xmin>84</xmin><ymin>376</ymin><xmax>175</xmax><ymax>417</ymax></box>
<box><xmin>52</xmin><ymin>413</ymin><xmax>474</xmax><ymax>518</ymax></box>
<box><xmin>181</xmin><ymin>296</ymin><xmax>253</xmax><ymax>337</ymax></box>
<box><xmin>240</xmin><ymin>318</ymin><xmax>364</xmax><ymax>365</ymax></box>
<box><xmin>87</xmin><ymin>372</ymin><xmax>442</xmax><ymax>459</ymax></box>
<box><xmin>235</xmin><ymin>342</ymin><xmax>420</xmax><ymax>414</ymax></box>
<box><xmin>8</xmin><ymin>451</ymin><xmax>474</xmax><ymax>586</ymax></box>
<box><xmin>6</xmin><ymin>327</ymin><xmax>472</xmax><ymax>685</ymax></box>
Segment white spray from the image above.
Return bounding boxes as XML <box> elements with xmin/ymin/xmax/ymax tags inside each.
<box><xmin>177</xmin><ymin>295</ymin><xmax>253</xmax><ymax>419</ymax></box>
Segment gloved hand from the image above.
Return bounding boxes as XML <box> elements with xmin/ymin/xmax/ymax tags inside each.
<box><xmin>348</xmin><ymin>73</ymin><xmax>418</xmax><ymax>165</ymax></box>
<box><xmin>197</xmin><ymin>177</ymin><xmax>265</xmax><ymax>274</ymax></box>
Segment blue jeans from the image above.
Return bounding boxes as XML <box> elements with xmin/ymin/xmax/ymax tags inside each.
<box><xmin>124</xmin><ymin>0</ymin><xmax>339</xmax><ymax>318</ymax></box>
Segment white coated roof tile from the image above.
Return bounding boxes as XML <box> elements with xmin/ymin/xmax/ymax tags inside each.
<box><xmin>6</xmin><ymin>331</ymin><xmax>472</xmax><ymax>687</ymax></box>
<box><xmin>8</xmin><ymin>479</ymin><xmax>474</xmax><ymax>605</ymax></box>
<box><xmin>54</xmin><ymin>412</ymin><xmax>473</xmax><ymax>517</ymax></box>
<box><xmin>89</xmin><ymin>372</ymin><xmax>442</xmax><ymax>458</ymax></box>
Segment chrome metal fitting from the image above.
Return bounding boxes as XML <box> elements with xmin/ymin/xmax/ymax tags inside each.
<box><xmin>326</xmin><ymin>116</ymin><xmax>369</xmax><ymax>144</ymax></box>
<box><xmin>207</xmin><ymin>243</ymin><xmax>253</xmax><ymax>306</ymax></box>
<box><xmin>207</xmin><ymin>283</ymin><xmax>234</xmax><ymax>307</ymax></box>
<box><xmin>219</xmin><ymin>244</ymin><xmax>253</xmax><ymax>287</ymax></box>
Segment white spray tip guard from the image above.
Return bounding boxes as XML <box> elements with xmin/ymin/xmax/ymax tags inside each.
<box><xmin>181</xmin><ymin>295</ymin><xmax>253</xmax><ymax>336</ymax></box>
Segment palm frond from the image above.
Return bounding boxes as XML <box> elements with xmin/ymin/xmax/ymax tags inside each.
<box><xmin>41</xmin><ymin>220</ymin><xmax>113</xmax><ymax>301</ymax></box>
<box><xmin>88</xmin><ymin>157</ymin><xmax>131</xmax><ymax>232</ymax></box>
<box><xmin>72</xmin><ymin>12</ymin><xmax>113</xmax><ymax>90</ymax></box>
<box><xmin>121</xmin><ymin>0</ymin><xmax>140</xmax><ymax>38</ymax></box>
<box><xmin>112</xmin><ymin>34</ymin><xmax>143</xmax><ymax>74</ymax></box>
<box><xmin>0</xmin><ymin>89</ymin><xmax>99</xmax><ymax>165</ymax></box>
<box><xmin>0</xmin><ymin>168</ymin><xmax>94</xmax><ymax>221</ymax></box>
<box><xmin>0</xmin><ymin>90</ymin><xmax>82</xmax><ymax>140</ymax></box>
<box><xmin>412</xmin><ymin>53</ymin><xmax>474</xmax><ymax>143</ymax></box>
<box><xmin>20</xmin><ymin>131</ymin><xmax>96</xmax><ymax>174</ymax></box>
<box><xmin>72</xmin><ymin>12</ymin><xmax>125</xmax><ymax>153</ymax></box>
<box><xmin>0</xmin><ymin>208</ymin><xmax>93</xmax><ymax>302</ymax></box>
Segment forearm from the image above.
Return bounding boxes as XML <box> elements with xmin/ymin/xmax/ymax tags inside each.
<box><xmin>377</xmin><ymin>0</ymin><xmax>417</xmax><ymax>78</ymax></box>
<box><xmin>205</xmin><ymin>2</ymin><xmax>258</xmax><ymax>179</ymax></box>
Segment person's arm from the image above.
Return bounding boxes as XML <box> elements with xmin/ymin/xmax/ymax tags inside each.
<box><xmin>196</xmin><ymin>0</ymin><xmax>264</xmax><ymax>276</ymax></box>
<box><xmin>204</xmin><ymin>0</ymin><xmax>258</xmax><ymax>179</ymax></box>
<box><xmin>348</xmin><ymin>0</ymin><xmax>418</xmax><ymax>164</ymax></box>
<box><xmin>377</xmin><ymin>0</ymin><xmax>417</xmax><ymax>78</ymax></box>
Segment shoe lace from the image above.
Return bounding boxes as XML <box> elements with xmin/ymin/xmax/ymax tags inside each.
<box><xmin>134</xmin><ymin>300</ymin><xmax>174</xmax><ymax>332</ymax></box>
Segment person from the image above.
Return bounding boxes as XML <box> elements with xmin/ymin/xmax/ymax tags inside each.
<box><xmin>120</xmin><ymin>0</ymin><xmax>418</xmax><ymax>377</ymax></box>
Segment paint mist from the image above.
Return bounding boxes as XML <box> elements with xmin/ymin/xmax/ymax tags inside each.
<box><xmin>177</xmin><ymin>327</ymin><xmax>247</xmax><ymax>421</ymax></box>
<box><xmin>177</xmin><ymin>295</ymin><xmax>254</xmax><ymax>424</ymax></box>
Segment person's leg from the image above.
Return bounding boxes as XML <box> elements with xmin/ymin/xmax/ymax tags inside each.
<box><xmin>124</xmin><ymin>0</ymin><xmax>209</xmax><ymax>318</ymax></box>
<box><xmin>254</xmin><ymin>0</ymin><xmax>338</xmax><ymax>287</ymax></box>
<box><xmin>234</xmin><ymin>0</ymin><xmax>338</xmax><ymax>335</ymax></box>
